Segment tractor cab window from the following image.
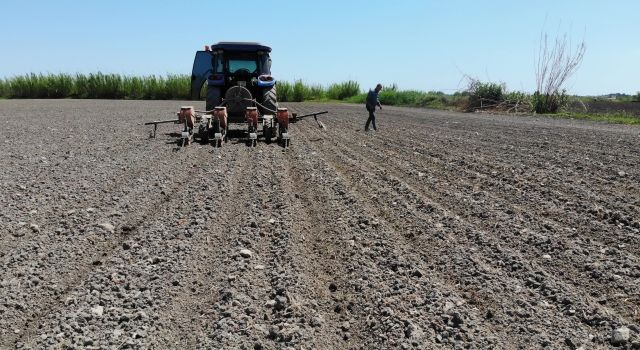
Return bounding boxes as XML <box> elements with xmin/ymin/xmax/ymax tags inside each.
<box><xmin>214</xmin><ymin>56</ymin><xmax>224</xmax><ymax>73</ymax></box>
<box><xmin>228</xmin><ymin>59</ymin><xmax>257</xmax><ymax>74</ymax></box>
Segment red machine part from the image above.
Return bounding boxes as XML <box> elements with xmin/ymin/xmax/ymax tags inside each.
<box><xmin>178</xmin><ymin>106</ymin><xmax>195</xmax><ymax>128</ymax></box>
<box><xmin>213</xmin><ymin>106</ymin><xmax>228</xmax><ymax>129</ymax></box>
<box><xmin>245</xmin><ymin>107</ymin><xmax>258</xmax><ymax>128</ymax></box>
<box><xmin>277</xmin><ymin>108</ymin><xmax>289</xmax><ymax>129</ymax></box>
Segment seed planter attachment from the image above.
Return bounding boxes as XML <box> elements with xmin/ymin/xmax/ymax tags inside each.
<box><xmin>145</xmin><ymin>100</ymin><xmax>327</xmax><ymax>148</ymax></box>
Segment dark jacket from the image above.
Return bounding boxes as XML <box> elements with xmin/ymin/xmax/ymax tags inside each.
<box><xmin>366</xmin><ymin>89</ymin><xmax>381</xmax><ymax>110</ymax></box>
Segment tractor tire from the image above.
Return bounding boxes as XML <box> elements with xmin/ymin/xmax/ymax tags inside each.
<box><xmin>261</xmin><ymin>86</ymin><xmax>278</xmax><ymax>115</ymax></box>
<box><xmin>206</xmin><ymin>86</ymin><xmax>221</xmax><ymax>111</ymax></box>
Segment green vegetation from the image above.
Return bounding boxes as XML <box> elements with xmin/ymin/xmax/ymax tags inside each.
<box><xmin>0</xmin><ymin>74</ymin><xmax>361</xmax><ymax>102</ymax></box>
<box><xmin>346</xmin><ymin>85</ymin><xmax>450</xmax><ymax>109</ymax></box>
<box><xmin>461</xmin><ymin>80</ymin><xmax>505</xmax><ymax>111</ymax></box>
<box><xmin>277</xmin><ymin>79</ymin><xmax>359</xmax><ymax>102</ymax></box>
<box><xmin>548</xmin><ymin>112</ymin><xmax>640</xmax><ymax>125</ymax></box>
<box><xmin>456</xmin><ymin>79</ymin><xmax>534</xmax><ymax>113</ymax></box>
<box><xmin>1</xmin><ymin>73</ymin><xmax>637</xmax><ymax>126</ymax></box>
<box><xmin>0</xmin><ymin>74</ymin><xmax>442</xmax><ymax>109</ymax></box>
<box><xmin>0</xmin><ymin>73</ymin><xmax>191</xmax><ymax>100</ymax></box>
<box><xmin>276</xmin><ymin>81</ymin><xmax>293</xmax><ymax>102</ymax></box>
<box><xmin>532</xmin><ymin>90</ymin><xmax>569</xmax><ymax>114</ymax></box>
<box><xmin>0</xmin><ymin>79</ymin><xmax>6</xmax><ymax>98</ymax></box>
<box><xmin>326</xmin><ymin>81</ymin><xmax>360</xmax><ymax>100</ymax></box>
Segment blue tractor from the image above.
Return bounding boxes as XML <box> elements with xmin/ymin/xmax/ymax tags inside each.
<box><xmin>144</xmin><ymin>41</ymin><xmax>326</xmax><ymax>148</ymax></box>
<box><xmin>191</xmin><ymin>42</ymin><xmax>279</xmax><ymax>145</ymax></box>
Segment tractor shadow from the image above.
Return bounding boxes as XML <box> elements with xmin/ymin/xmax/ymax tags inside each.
<box><xmin>223</xmin><ymin>129</ymin><xmax>281</xmax><ymax>148</ymax></box>
<box><xmin>164</xmin><ymin>133</ymin><xmax>183</xmax><ymax>147</ymax></box>
<box><xmin>161</xmin><ymin>130</ymin><xmax>287</xmax><ymax>149</ymax></box>
<box><xmin>162</xmin><ymin>132</ymin><xmax>192</xmax><ymax>151</ymax></box>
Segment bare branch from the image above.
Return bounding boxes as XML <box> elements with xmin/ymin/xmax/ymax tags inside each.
<box><xmin>535</xmin><ymin>31</ymin><xmax>586</xmax><ymax>96</ymax></box>
<box><xmin>534</xmin><ymin>31</ymin><xmax>586</xmax><ymax>113</ymax></box>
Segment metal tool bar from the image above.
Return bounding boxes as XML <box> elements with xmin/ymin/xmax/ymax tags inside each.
<box><xmin>292</xmin><ymin>111</ymin><xmax>328</xmax><ymax>120</ymax></box>
<box><xmin>144</xmin><ymin>119</ymin><xmax>179</xmax><ymax>138</ymax></box>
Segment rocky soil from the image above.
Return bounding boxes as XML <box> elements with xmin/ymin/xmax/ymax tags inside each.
<box><xmin>0</xmin><ymin>99</ymin><xmax>639</xmax><ymax>349</ymax></box>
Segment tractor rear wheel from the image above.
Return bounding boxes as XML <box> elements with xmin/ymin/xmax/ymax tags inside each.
<box><xmin>261</xmin><ymin>86</ymin><xmax>278</xmax><ymax>114</ymax></box>
<box><xmin>206</xmin><ymin>86</ymin><xmax>221</xmax><ymax>111</ymax></box>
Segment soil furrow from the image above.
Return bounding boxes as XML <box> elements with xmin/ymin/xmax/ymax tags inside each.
<box><xmin>297</xmin><ymin>119</ymin><xmax>638</xmax><ymax>346</ymax></box>
<box><xmin>9</xmin><ymin>146</ymin><xmax>218</xmax><ymax>348</ymax></box>
<box><xmin>317</xmin><ymin>121</ymin><xmax>640</xmax><ymax>316</ymax></box>
<box><xmin>1</xmin><ymin>100</ymin><xmax>638</xmax><ymax>349</ymax></box>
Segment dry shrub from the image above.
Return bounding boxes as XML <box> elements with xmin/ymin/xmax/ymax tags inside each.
<box><xmin>534</xmin><ymin>32</ymin><xmax>586</xmax><ymax>113</ymax></box>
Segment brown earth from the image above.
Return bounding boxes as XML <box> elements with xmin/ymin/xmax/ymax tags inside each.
<box><xmin>0</xmin><ymin>100</ymin><xmax>639</xmax><ymax>349</ymax></box>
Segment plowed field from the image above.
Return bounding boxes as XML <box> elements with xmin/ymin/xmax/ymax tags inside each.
<box><xmin>1</xmin><ymin>100</ymin><xmax>639</xmax><ymax>349</ymax></box>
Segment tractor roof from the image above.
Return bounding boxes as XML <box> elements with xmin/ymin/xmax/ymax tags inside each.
<box><xmin>210</xmin><ymin>42</ymin><xmax>272</xmax><ymax>52</ymax></box>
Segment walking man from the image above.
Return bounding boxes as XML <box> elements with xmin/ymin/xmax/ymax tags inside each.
<box><xmin>365</xmin><ymin>84</ymin><xmax>383</xmax><ymax>131</ymax></box>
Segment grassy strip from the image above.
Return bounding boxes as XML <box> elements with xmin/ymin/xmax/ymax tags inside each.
<box><xmin>0</xmin><ymin>74</ymin><xmax>365</xmax><ymax>102</ymax></box>
<box><xmin>0</xmin><ymin>74</ymin><xmax>449</xmax><ymax>109</ymax></box>
<box><xmin>0</xmin><ymin>73</ymin><xmax>458</xmax><ymax>111</ymax></box>
<box><xmin>345</xmin><ymin>85</ymin><xmax>453</xmax><ymax>110</ymax></box>
<box><xmin>1</xmin><ymin>73</ymin><xmax>638</xmax><ymax>126</ymax></box>
<box><xmin>275</xmin><ymin>80</ymin><xmax>360</xmax><ymax>102</ymax></box>
<box><xmin>0</xmin><ymin>73</ymin><xmax>191</xmax><ymax>100</ymax></box>
<box><xmin>546</xmin><ymin>112</ymin><xmax>640</xmax><ymax>125</ymax></box>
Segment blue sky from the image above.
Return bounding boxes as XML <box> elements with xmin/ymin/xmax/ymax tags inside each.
<box><xmin>1</xmin><ymin>0</ymin><xmax>638</xmax><ymax>95</ymax></box>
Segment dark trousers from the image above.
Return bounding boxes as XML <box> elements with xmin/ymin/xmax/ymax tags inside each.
<box><xmin>365</xmin><ymin>108</ymin><xmax>377</xmax><ymax>131</ymax></box>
